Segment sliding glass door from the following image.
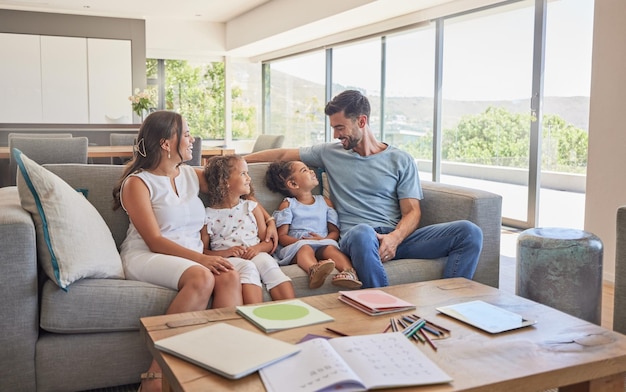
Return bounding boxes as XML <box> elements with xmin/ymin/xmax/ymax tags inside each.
<box><xmin>262</xmin><ymin>0</ymin><xmax>593</xmax><ymax>230</ymax></box>
<box><xmin>440</xmin><ymin>1</ymin><xmax>535</xmax><ymax>225</ymax></box>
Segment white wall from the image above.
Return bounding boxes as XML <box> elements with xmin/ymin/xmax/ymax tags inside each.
<box><xmin>585</xmin><ymin>0</ymin><xmax>626</xmax><ymax>283</ymax></box>
<box><xmin>146</xmin><ymin>19</ymin><xmax>225</xmax><ymax>62</ymax></box>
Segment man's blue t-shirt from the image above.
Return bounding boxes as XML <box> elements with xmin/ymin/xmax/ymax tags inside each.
<box><xmin>300</xmin><ymin>142</ymin><xmax>423</xmax><ymax>236</ymax></box>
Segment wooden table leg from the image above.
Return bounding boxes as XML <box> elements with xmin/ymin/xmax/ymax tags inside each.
<box><xmin>559</xmin><ymin>373</ymin><xmax>625</xmax><ymax>392</ymax></box>
<box><xmin>162</xmin><ymin>376</ymin><xmax>172</xmax><ymax>392</ymax></box>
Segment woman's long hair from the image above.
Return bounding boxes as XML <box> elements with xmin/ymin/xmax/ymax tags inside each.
<box><xmin>112</xmin><ymin>111</ymin><xmax>183</xmax><ymax>210</ymax></box>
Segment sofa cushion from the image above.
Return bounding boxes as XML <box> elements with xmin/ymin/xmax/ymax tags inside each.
<box><xmin>44</xmin><ymin>163</ymin><xmax>129</xmax><ymax>250</ymax></box>
<box><xmin>15</xmin><ymin>150</ymin><xmax>125</xmax><ymax>290</ymax></box>
<box><xmin>40</xmin><ymin>279</ymin><xmax>177</xmax><ymax>333</ymax></box>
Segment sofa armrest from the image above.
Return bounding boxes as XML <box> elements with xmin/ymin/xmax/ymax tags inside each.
<box><xmin>420</xmin><ymin>181</ymin><xmax>503</xmax><ymax>288</ymax></box>
<box><xmin>0</xmin><ymin>186</ymin><xmax>38</xmax><ymax>390</ymax></box>
<box><xmin>614</xmin><ymin>206</ymin><xmax>626</xmax><ymax>334</ymax></box>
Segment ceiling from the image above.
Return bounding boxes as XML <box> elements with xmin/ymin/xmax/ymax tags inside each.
<box><xmin>0</xmin><ymin>0</ymin><xmax>462</xmax><ymax>59</ymax></box>
<box><xmin>0</xmin><ymin>0</ymin><xmax>271</xmax><ymax>22</ymax></box>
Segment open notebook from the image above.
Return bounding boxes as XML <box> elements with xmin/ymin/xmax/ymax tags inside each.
<box><xmin>260</xmin><ymin>332</ymin><xmax>452</xmax><ymax>392</ymax></box>
<box><xmin>154</xmin><ymin>323</ymin><xmax>300</xmax><ymax>379</ymax></box>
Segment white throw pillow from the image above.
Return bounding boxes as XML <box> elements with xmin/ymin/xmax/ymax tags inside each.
<box><xmin>14</xmin><ymin>149</ymin><xmax>125</xmax><ymax>290</ymax></box>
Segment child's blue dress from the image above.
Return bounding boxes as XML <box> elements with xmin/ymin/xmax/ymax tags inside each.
<box><xmin>273</xmin><ymin>195</ymin><xmax>340</xmax><ymax>266</ymax></box>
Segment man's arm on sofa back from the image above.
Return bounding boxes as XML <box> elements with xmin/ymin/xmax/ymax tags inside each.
<box><xmin>419</xmin><ymin>181</ymin><xmax>502</xmax><ymax>288</ymax></box>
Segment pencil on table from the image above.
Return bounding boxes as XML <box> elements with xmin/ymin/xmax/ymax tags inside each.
<box><xmin>413</xmin><ymin>314</ymin><xmax>451</xmax><ymax>334</ymax></box>
<box><xmin>420</xmin><ymin>329</ymin><xmax>438</xmax><ymax>351</ymax></box>
<box><xmin>422</xmin><ymin>324</ymin><xmax>442</xmax><ymax>337</ymax></box>
<box><xmin>397</xmin><ymin>318</ymin><xmax>421</xmax><ymax>342</ymax></box>
<box><xmin>425</xmin><ymin>320</ymin><xmax>451</xmax><ymax>334</ymax></box>
<box><xmin>325</xmin><ymin>327</ymin><xmax>349</xmax><ymax>337</ymax></box>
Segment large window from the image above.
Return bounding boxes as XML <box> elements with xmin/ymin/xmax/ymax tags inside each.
<box><xmin>538</xmin><ymin>0</ymin><xmax>592</xmax><ymax>228</ymax></box>
<box><xmin>266</xmin><ymin>51</ymin><xmax>326</xmax><ymax>148</ymax></box>
<box><xmin>385</xmin><ymin>27</ymin><xmax>436</xmax><ymax>168</ymax></box>
<box><xmin>441</xmin><ymin>1</ymin><xmax>535</xmax><ymax>223</ymax></box>
<box><xmin>332</xmin><ymin>39</ymin><xmax>382</xmax><ymax>135</ymax></box>
<box><xmin>147</xmin><ymin>58</ymin><xmax>260</xmax><ymax>142</ymax></box>
<box><xmin>230</xmin><ymin>59</ymin><xmax>262</xmax><ymax>140</ymax></box>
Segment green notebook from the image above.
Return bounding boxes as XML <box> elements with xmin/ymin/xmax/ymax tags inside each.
<box><xmin>236</xmin><ymin>299</ymin><xmax>334</xmax><ymax>333</ymax></box>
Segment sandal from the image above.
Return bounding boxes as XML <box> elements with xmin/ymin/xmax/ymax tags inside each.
<box><xmin>138</xmin><ymin>372</ymin><xmax>162</xmax><ymax>392</ymax></box>
<box><xmin>332</xmin><ymin>268</ymin><xmax>363</xmax><ymax>289</ymax></box>
<box><xmin>308</xmin><ymin>259</ymin><xmax>335</xmax><ymax>289</ymax></box>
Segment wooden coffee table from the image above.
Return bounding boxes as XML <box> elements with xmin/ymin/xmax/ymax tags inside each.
<box><xmin>140</xmin><ymin>278</ymin><xmax>626</xmax><ymax>391</ymax></box>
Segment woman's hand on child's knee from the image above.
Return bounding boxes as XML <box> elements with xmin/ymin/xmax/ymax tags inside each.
<box><xmin>201</xmin><ymin>256</ymin><xmax>234</xmax><ymax>274</ymax></box>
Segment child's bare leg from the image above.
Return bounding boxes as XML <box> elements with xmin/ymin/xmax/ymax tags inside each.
<box><xmin>269</xmin><ymin>281</ymin><xmax>295</xmax><ymax>300</ymax></box>
<box><xmin>316</xmin><ymin>246</ymin><xmax>362</xmax><ymax>289</ymax></box>
<box><xmin>242</xmin><ymin>283</ymin><xmax>263</xmax><ymax>304</ymax></box>
<box><xmin>316</xmin><ymin>246</ymin><xmax>354</xmax><ymax>272</ymax></box>
<box><xmin>293</xmin><ymin>245</ymin><xmax>318</xmax><ymax>273</ymax></box>
<box><xmin>298</xmin><ymin>245</ymin><xmax>335</xmax><ymax>289</ymax></box>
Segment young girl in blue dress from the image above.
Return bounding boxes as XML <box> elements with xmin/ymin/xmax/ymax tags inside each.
<box><xmin>265</xmin><ymin>160</ymin><xmax>362</xmax><ymax>289</ymax></box>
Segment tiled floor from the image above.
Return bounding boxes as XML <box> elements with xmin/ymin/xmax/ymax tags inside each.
<box><xmin>499</xmin><ymin>227</ymin><xmax>614</xmax><ymax>330</ymax></box>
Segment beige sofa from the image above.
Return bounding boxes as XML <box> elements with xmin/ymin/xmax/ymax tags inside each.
<box><xmin>0</xmin><ymin>162</ymin><xmax>502</xmax><ymax>391</ymax></box>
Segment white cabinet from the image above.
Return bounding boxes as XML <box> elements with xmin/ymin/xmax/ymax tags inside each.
<box><xmin>88</xmin><ymin>38</ymin><xmax>133</xmax><ymax>124</ymax></box>
<box><xmin>0</xmin><ymin>33</ymin><xmax>133</xmax><ymax>124</ymax></box>
<box><xmin>41</xmin><ymin>36</ymin><xmax>89</xmax><ymax>123</ymax></box>
<box><xmin>0</xmin><ymin>33</ymin><xmax>42</xmax><ymax>122</ymax></box>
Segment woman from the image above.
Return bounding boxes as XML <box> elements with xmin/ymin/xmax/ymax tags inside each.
<box><xmin>112</xmin><ymin>111</ymin><xmax>276</xmax><ymax>392</ymax></box>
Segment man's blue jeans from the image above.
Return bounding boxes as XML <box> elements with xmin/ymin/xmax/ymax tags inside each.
<box><xmin>339</xmin><ymin>220</ymin><xmax>483</xmax><ymax>288</ymax></box>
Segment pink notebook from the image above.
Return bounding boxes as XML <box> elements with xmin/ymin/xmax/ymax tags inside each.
<box><xmin>338</xmin><ymin>289</ymin><xmax>416</xmax><ymax>316</ymax></box>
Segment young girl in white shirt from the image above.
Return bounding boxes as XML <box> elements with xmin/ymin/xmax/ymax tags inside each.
<box><xmin>202</xmin><ymin>155</ymin><xmax>295</xmax><ymax>304</ymax></box>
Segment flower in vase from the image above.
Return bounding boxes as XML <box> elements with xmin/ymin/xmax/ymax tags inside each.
<box><xmin>129</xmin><ymin>88</ymin><xmax>156</xmax><ymax>118</ymax></box>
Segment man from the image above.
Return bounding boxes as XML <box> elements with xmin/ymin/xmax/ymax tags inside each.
<box><xmin>246</xmin><ymin>90</ymin><xmax>483</xmax><ymax>288</ymax></box>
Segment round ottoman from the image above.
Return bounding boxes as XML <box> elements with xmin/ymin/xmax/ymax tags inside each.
<box><xmin>516</xmin><ymin>227</ymin><xmax>603</xmax><ymax>324</ymax></box>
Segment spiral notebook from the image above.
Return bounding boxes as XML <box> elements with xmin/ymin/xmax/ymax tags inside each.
<box><xmin>260</xmin><ymin>332</ymin><xmax>452</xmax><ymax>392</ymax></box>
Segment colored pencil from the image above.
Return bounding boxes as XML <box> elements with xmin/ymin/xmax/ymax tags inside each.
<box><xmin>420</xmin><ymin>329</ymin><xmax>438</xmax><ymax>351</ymax></box>
<box><xmin>325</xmin><ymin>327</ymin><xmax>349</xmax><ymax>337</ymax></box>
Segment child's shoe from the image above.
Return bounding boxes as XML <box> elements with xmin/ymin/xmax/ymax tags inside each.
<box><xmin>308</xmin><ymin>259</ymin><xmax>335</xmax><ymax>289</ymax></box>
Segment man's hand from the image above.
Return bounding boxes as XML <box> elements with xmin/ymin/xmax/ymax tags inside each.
<box><xmin>376</xmin><ymin>231</ymin><xmax>402</xmax><ymax>262</ymax></box>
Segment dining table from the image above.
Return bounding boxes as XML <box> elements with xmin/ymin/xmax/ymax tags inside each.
<box><xmin>0</xmin><ymin>145</ymin><xmax>235</xmax><ymax>160</ymax></box>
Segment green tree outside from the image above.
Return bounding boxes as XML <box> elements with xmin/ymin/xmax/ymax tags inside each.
<box><xmin>146</xmin><ymin>59</ymin><xmax>256</xmax><ymax>140</ymax></box>
<box><xmin>400</xmin><ymin>106</ymin><xmax>587</xmax><ymax>173</ymax></box>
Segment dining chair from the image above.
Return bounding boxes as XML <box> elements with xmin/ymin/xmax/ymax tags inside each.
<box><xmin>9</xmin><ymin>136</ymin><xmax>89</xmax><ymax>186</ymax></box>
<box><xmin>185</xmin><ymin>137</ymin><xmax>203</xmax><ymax>166</ymax></box>
<box><xmin>251</xmin><ymin>134</ymin><xmax>285</xmax><ymax>153</ymax></box>
<box><xmin>3</xmin><ymin>133</ymin><xmax>74</xmax><ymax>186</ymax></box>
<box><xmin>109</xmin><ymin>133</ymin><xmax>137</xmax><ymax>165</ymax></box>
<box><xmin>8</xmin><ymin>132</ymin><xmax>73</xmax><ymax>142</ymax></box>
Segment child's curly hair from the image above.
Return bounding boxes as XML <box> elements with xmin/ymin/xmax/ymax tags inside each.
<box><xmin>203</xmin><ymin>155</ymin><xmax>254</xmax><ymax>207</ymax></box>
<box><xmin>265</xmin><ymin>160</ymin><xmax>296</xmax><ymax>198</ymax></box>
